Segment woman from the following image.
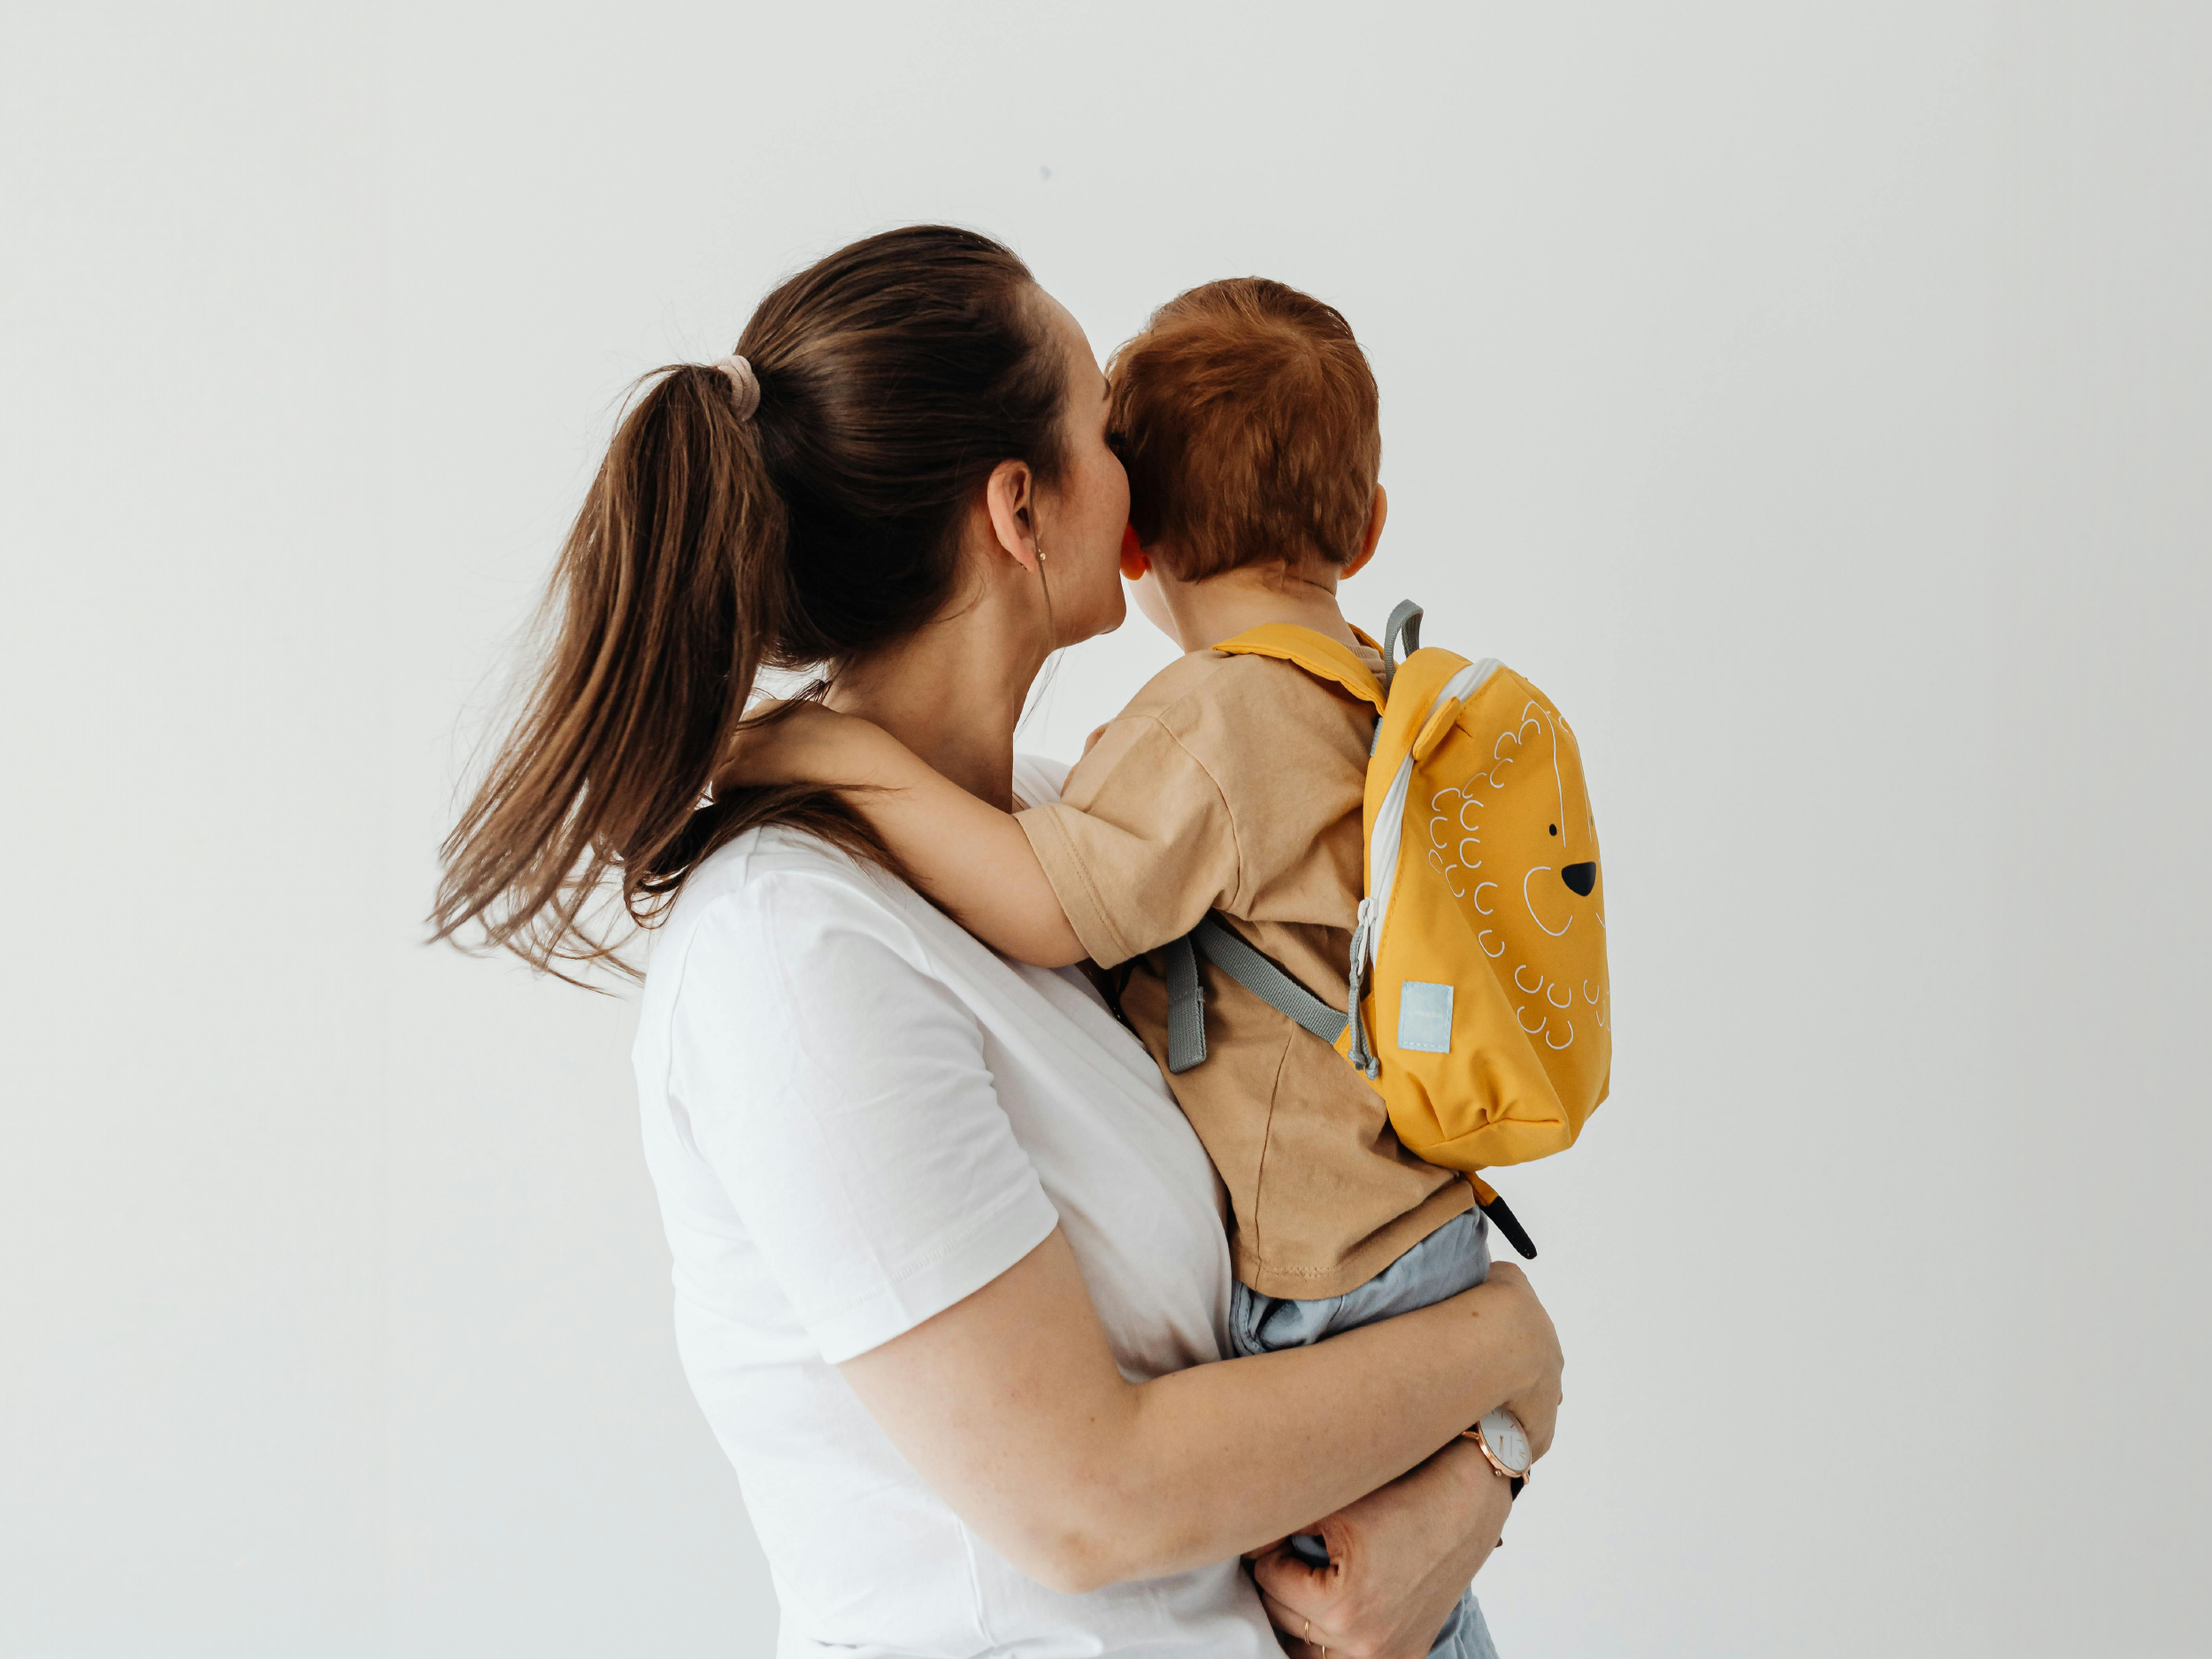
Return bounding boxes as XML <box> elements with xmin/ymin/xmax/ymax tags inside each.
<box><xmin>435</xmin><ymin>227</ymin><xmax>1563</xmax><ymax>1659</ymax></box>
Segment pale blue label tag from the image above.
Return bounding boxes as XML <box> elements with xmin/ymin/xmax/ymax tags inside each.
<box><xmin>1398</xmin><ymin>981</ymin><xmax>1455</xmax><ymax>1054</ymax></box>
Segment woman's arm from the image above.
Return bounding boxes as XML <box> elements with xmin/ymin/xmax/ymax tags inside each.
<box><xmin>838</xmin><ymin>1230</ymin><xmax>1561</xmax><ymax>1597</ymax></box>
<box><xmin>735</xmin><ymin>705</ymin><xmax>1087</xmax><ymax>965</ymax></box>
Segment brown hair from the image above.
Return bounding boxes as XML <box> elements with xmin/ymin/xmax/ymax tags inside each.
<box><xmin>1107</xmin><ymin>277</ymin><xmax>1379</xmax><ymax>582</ymax></box>
<box><xmin>432</xmin><ymin>226</ymin><xmax>1068</xmax><ymax>975</ymax></box>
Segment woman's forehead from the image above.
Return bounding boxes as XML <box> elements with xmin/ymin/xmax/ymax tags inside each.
<box><xmin>1034</xmin><ymin>290</ymin><xmax>1102</xmax><ymax>376</ymax></box>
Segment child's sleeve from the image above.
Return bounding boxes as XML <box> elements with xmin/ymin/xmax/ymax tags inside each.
<box><xmin>1015</xmin><ymin>712</ymin><xmax>1240</xmax><ymax>970</ymax></box>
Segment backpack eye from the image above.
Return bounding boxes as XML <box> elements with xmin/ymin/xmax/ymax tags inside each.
<box><xmin>1548</xmin><ymin>825</ymin><xmax>1557</xmax><ymax>836</ymax></box>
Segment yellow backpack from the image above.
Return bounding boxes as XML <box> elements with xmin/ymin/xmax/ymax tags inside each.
<box><xmin>1160</xmin><ymin>602</ymin><xmax>1610</xmax><ymax>1257</ymax></box>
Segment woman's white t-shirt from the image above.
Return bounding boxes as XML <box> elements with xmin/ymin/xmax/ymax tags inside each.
<box><xmin>633</xmin><ymin>758</ymin><xmax>1279</xmax><ymax>1659</ymax></box>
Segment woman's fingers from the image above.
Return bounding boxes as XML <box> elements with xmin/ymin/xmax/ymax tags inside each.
<box><xmin>1507</xmin><ymin>1370</ymin><xmax>1561</xmax><ymax>1462</ymax></box>
<box><xmin>1253</xmin><ymin>1447</ymin><xmax>1511</xmax><ymax>1659</ymax></box>
<box><xmin>1476</xmin><ymin>1261</ymin><xmax>1563</xmax><ymax>1459</ymax></box>
<box><xmin>1248</xmin><ymin>1539</ymin><xmax>1330</xmax><ymax>1610</ymax></box>
<box><xmin>1252</xmin><ymin>1571</ymin><xmax>1336</xmax><ymax>1659</ymax></box>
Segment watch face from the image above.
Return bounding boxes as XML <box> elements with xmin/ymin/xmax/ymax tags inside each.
<box><xmin>1481</xmin><ymin>1409</ymin><xmax>1532</xmax><ymax>1475</ymax></box>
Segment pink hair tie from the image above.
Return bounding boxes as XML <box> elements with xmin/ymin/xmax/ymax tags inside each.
<box><xmin>713</xmin><ymin>354</ymin><xmax>760</xmax><ymax>421</ymax></box>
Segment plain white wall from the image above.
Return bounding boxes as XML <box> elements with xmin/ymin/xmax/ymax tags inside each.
<box><xmin>4</xmin><ymin>4</ymin><xmax>2205</xmax><ymax>1655</ymax></box>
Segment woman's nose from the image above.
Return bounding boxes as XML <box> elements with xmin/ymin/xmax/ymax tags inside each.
<box><xmin>1561</xmin><ymin>862</ymin><xmax>1597</xmax><ymax>896</ymax></box>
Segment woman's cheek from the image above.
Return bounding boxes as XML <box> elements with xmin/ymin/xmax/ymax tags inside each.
<box><xmin>1088</xmin><ymin>534</ymin><xmax>1129</xmax><ymax>634</ymax></box>
<box><xmin>1067</xmin><ymin>534</ymin><xmax>1125</xmax><ymax>643</ymax></box>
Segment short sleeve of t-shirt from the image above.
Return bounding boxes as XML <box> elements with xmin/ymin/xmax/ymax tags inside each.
<box><xmin>1015</xmin><ymin>714</ymin><xmax>1241</xmax><ymax>969</ymax></box>
<box><xmin>662</xmin><ymin>865</ymin><xmax>1062</xmax><ymax>1363</ymax></box>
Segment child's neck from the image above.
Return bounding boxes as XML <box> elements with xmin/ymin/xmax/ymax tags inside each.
<box><xmin>1153</xmin><ymin>560</ymin><xmax>1361</xmax><ymax>656</ymax></box>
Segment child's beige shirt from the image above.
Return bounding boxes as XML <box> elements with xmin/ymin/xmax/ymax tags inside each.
<box><xmin>1017</xmin><ymin>646</ymin><xmax>1472</xmax><ymax>1301</ymax></box>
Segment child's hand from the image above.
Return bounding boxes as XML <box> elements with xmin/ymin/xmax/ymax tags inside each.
<box><xmin>726</xmin><ymin>702</ymin><xmax>1089</xmax><ymax>969</ymax></box>
<box><xmin>727</xmin><ymin>701</ymin><xmax>894</xmax><ymax>788</ymax></box>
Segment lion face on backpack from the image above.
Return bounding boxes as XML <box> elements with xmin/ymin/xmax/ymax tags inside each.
<box><xmin>1425</xmin><ymin>693</ymin><xmax>1609</xmax><ymax>1059</ymax></box>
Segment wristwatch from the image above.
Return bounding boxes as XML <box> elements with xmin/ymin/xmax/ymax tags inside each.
<box><xmin>1463</xmin><ymin>1407</ymin><xmax>1532</xmax><ymax>1498</ymax></box>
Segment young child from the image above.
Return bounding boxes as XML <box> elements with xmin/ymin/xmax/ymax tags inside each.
<box><xmin>764</xmin><ymin>279</ymin><xmax>1521</xmax><ymax>1643</ymax></box>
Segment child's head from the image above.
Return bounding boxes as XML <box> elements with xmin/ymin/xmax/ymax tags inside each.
<box><xmin>1107</xmin><ymin>278</ymin><xmax>1381</xmax><ymax>583</ymax></box>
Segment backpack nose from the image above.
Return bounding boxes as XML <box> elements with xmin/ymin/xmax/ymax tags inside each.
<box><xmin>1561</xmin><ymin>862</ymin><xmax>1597</xmax><ymax>897</ymax></box>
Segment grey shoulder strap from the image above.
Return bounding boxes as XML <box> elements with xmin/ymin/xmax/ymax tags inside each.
<box><xmin>1164</xmin><ymin>915</ymin><xmax>1349</xmax><ymax>1074</ymax></box>
<box><xmin>1381</xmin><ymin>598</ymin><xmax>1425</xmax><ymax>686</ymax></box>
<box><xmin>1164</xmin><ymin>931</ymin><xmax>1209</xmax><ymax>1072</ymax></box>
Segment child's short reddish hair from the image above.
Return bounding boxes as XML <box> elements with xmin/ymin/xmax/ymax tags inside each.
<box><xmin>1107</xmin><ymin>278</ymin><xmax>1380</xmax><ymax>582</ymax></box>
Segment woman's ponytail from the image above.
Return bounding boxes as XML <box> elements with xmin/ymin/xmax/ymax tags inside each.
<box><xmin>434</xmin><ymin>226</ymin><xmax>1067</xmax><ymax>973</ymax></box>
<box><xmin>432</xmin><ymin>366</ymin><xmax>778</xmax><ymax>971</ymax></box>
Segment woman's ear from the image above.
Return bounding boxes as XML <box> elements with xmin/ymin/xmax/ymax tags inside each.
<box><xmin>1118</xmin><ymin>523</ymin><xmax>1149</xmax><ymax>582</ymax></box>
<box><xmin>1341</xmin><ymin>484</ymin><xmax>1388</xmax><ymax>580</ymax></box>
<box><xmin>984</xmin><ymin>457</ymin><xmax>1041</xmax><ymax>574</ymax></box>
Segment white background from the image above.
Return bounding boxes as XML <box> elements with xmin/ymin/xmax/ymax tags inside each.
<box><xmin>3</xmin><ymin>4</ymin><xmax>2206</xmax><ymax>1655</ymax></box>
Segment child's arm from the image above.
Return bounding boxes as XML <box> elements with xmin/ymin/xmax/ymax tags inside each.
<box><xmin>736</xmin><ymin>706</ymin><xmax>1087</xmax><ymax>968</ymax></box>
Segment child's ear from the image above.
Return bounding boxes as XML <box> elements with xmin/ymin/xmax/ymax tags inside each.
<box><xmin>1340</xmin><ymin>485</ymin><xmax>1389</xmax><ymax>580</ymax></box>
<box><xmin>1118</xmin><ymin>523</ymin><xmax>1150</xmax><ymax>582</ymax></box>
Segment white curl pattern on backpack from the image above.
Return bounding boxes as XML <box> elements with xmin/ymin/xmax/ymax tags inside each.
<box><xmin>1424</xmin><ymin>700</ymin><xmax>1609</xmax><ymax>1051</ymax></box>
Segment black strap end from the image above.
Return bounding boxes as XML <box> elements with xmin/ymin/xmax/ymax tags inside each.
<box><xmin>1479</xmin><ymin>1192</ymin><xmax>1539</xmax><ymax>1260</ymax></box>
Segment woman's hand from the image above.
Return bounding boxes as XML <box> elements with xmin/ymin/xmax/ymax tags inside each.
<box><xmin>1250</xmin><ymin>1440</ymin><xmax>1515</xmax><ymax>1659</ymax></box>
<box><xmin>1480</xmin><ymin>1263</ymin><xmax>1563</xmax><ymax>1460</ymax></box>
<box><xmin>1249</xmin><ymin>1263</ymin><xmax>1561</xmax><ymax>1657</ymax></box>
